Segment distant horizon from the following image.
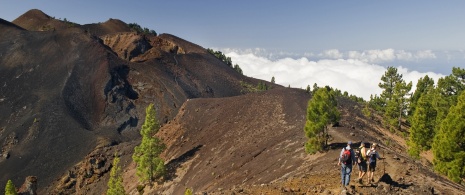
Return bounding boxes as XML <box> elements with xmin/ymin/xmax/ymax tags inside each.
<box><xmin>1</xmin><ymin>1</ymin><xmax>464</xmax><ymax>100</ymax></box>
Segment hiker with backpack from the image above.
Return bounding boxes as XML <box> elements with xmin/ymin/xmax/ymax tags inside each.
<box><xmin>356</xmin><ymin>142</ymin><xmax>368</xmax><ymax>184</ymax></box>
<box><xmin>366</xmin><ymin>143</ymin><xmax>383</xmax><ymax>184</ymax></box>
<box><xmin>337</xmin><ymin>141</ymin><xmax>356</xmax><ymax>191</ymax></box>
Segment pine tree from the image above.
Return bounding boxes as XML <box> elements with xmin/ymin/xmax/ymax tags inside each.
<box><xmin>433</xmin><ymin>67</ymin><xmax>465</xmax><ymax>131</ymax></box>
<box><xmin>378</xmin><ymin>67</ymin><xmax>411</xmax><ymax>131</ymax></box>
<box><xmin>107</xmin><ymin>154</ymin><xmax>126</xmax><ymax>195</ymax></box>
<box><xmin>408</xmin><ymin>90</ymin><xmax>436</xmax><ymax>158</ymax></box>
<box><xmin>362</xmin><ymin>102</ymin><xmax>371</xmax><ymax>118</ymax></box>
<box><xmin>379</xmin><ymin>67</ymin><xmax>403</xmax><ymax>104</ymax></box>
<box><xmin>132</xmin><ymin>104</ymin><xmax>166</xmax><ymax>185</ymax></box>
<box><xmin>432</xmin><ymin>91</ymin><xmax>465</xmax><ymax>183</ymax></box>
<box><xmin>312</xmin><ymin>83</ymin><xmax>319</xmax><ymax>94</ymax></box>
<box><xmin>369</xmin><ymin>94</ymin><xmax>384</xmax><ymax>113</ymax></box>
<box><xmin>233</xmin><ymin>64</ymin><xmax>243</xmax><ymax>75</ymax></box>
<box><xmin>409</xmin><ymin>75</ymin><xmax>435</xmax><ymax>118</ymax></box>
<box><xmin>304</xmin><ymin>88</ymin><xmax>340</xmax><ymax>154</ymax></box>
<box><xmin>271</xmin><ymin>76</ymin><xmax>275</xmax><ymax>84</ymax></box>
<box><xmin>185</xmin><ymin>188</ymin><xmax>193</xmax><ymax>195</ymax></box>
<box><xmin>383</xmin><ymin>80</ymin><xmax>412</xmax><ymax>131</ymax></box>
<box><xmin>5</xmin><ymin>180</ymin><xmax>17</xmax><ymax>195</ymax></box>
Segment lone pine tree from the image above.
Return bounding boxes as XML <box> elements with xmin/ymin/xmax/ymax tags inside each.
<box><xmin>132</xmin><ymin>103</ymin><xmax>166</xmax><ymax>185</ymax></box>
<box><xmin>304</xmin><ymin>88</ymin><xmax>340</xmax><ymax>154</ymax></box>
<box><xmin>107</xmin><ymin>154</ymin><xmax>126</xmax><ymax>195</ymax></box>
<box><xmin>5</xmin><ymin>180</ymin><xmax>17</xmax><ymax>195</ymax></box>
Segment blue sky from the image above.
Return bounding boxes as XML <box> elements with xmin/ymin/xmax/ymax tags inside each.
<box><xmin>1</xmin><ymin>0</ymin><xmax>465</xmax><ymax>99</ymax></box>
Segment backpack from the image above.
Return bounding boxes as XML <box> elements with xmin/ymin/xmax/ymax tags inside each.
<box><xmin>341</xmin><ymin>148</ymin><xmax>351</xmax><ymax>164</ymax></box>
<box><xmin>355</xmin><ymin>149</ymin><xmax>364</xmax><ymax>163</ymax></box>
<box><xmin>368</xmin><ymin>150</ymin><xmax>377</xmax><ymax>163</ymax></box>
<box><xmin>360</xmin><ymin>147</ymin><xmax>367</xmax><ymax>160</ymax></box>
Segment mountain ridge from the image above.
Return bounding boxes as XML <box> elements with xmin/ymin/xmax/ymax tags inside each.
<box><xmin>0</xmin><ymin>9</ymin><xmax>464</xmax><ymax>194</ymax></box>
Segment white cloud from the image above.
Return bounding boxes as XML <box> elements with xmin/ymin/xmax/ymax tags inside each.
<box><xmin>340</xmin><ymin>49</ymin><xmax>436</xmax><ymax>63</ymax></box>
<box><xmin>225</xmin><ymin>51</ymin><xmax>445</xmax><ymax>100</ymax></box>
<box><xmin>218</xmin><ymin>48</ymin><xmax>437</xmax><ymax>64</ymax></box>
<box><xmin>413</xmin><ymin>50</ymin><xmax>436</xmax><ymax>60</ymax></box>
<box><xmin>319</xmin><ymin>49</ymin><xmax>344</xmax><ymax>59</ymax></box>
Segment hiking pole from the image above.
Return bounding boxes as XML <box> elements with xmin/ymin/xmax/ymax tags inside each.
<box><xmin>383</xmin><ymin>148</ymin><xmax>385</xmax><ymax>175</ymax></box>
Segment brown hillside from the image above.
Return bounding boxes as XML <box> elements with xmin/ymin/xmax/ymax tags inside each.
<box><xmin>1</xmin><ymin>9</ymin><xmax>266</xmax><ymax>194</ymax></box>
<box><xmin>0</xmin><ymin>18</ymin><xmax>24</xmax><ymax>31</ymax></box>
<box><xmin>12</xmin><ymin>9</ymin><xmax>70</xmax><ymax>31</ymax></box>
<box><xmin>81</xmin><ymin>18</ymin><xmax>132</xmax><ymax>36</ymax></box>
<box><xmin>130</xmin><ymin>89</ymin><xmax>463</xmax><ymax>195</ymax></box>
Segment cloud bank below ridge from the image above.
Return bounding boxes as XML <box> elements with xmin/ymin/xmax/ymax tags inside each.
<box><xmin>224</xmin><ymin>50</ymin><xmax>446</xmax><ymax>100</ymax></box>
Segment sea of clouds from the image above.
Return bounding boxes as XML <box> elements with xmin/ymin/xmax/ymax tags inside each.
<box><xmin>220</xmin><ymin>48</ymin><xmax>448</xmax><ymax>100</ymax></box>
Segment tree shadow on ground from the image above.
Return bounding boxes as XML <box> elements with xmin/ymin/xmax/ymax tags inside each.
<box><xmin>379</xmin><ymin>173</ymin><xmax>413</xmax><ymax>189</ymax></box>
<box><xmin>165</xmin><ymin>145</ymin><xmax>203</xmax><ymax>181</ymax></box>
<box><xmin>328</xmin><ymin>141</ymin><xmax>366</xmax><ymax>150</ymax></box>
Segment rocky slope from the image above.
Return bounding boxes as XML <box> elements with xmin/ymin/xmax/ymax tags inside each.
<box><xmin>0</xmin><ymin>9</ymin><xmax>265</xmax><ymax>193</ymax></box>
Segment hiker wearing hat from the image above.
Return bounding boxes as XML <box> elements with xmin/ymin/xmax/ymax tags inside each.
<box><xmin>366</xmin><ymin>143</ymin><xmax>383</xmax><ymax>183</ymax></box>
<box><xmin>338</xmin><ymin>141</ymin><xmax>356</xmax><ymax>191</ymax></box>
<box><xmin>356</xmin><ymin>142</ymin><xmax>368</xmax><ymax>184</ymax></box>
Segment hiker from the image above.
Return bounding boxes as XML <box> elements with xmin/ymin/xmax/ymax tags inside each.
<box><xmin>356</xmin><ymin>142</ymin><xmax>368</xmax><ymax>184</ymax></box>
<box><xmin>338</xmin><ymin>141</ymin><xmax>356</xmax><ymax>191</ymax></box>
<box><xmin>366</xmin><ymin>143</ymin><xmax>383</xmax><ymax>183</ymax></box>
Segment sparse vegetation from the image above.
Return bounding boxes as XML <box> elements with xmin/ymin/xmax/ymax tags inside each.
<box><xmin>257</xmin><ymin>81</ymin><xmax>269</xmax><ymax>91</ymax></box>
<box><xmin>136</xmin><ymin>185</ymin><xmax>145</xmax><ymax>194</ymax></box>
<box><xmin>362</xmin><ymin>102</ymin><xmax>371</xmax><ymax>118</ymax></box>
<box><xmin>40</xmin><ymin>25</ymin><xmax>55</xmax><ymax>31</ymax></box>
<box><xmin>185</xmin><ymin>188</ymin><xmax>193</xmax><ymax>195</ymax></box>
<box><xmin>239</xmin><ymin>81</ymin><xmax>270</xmax><ymax>93</ymax></box>
<box><xmin>128</xmin><ymin>23</ymin><xmax>157</xmax><ymax>36</ymax></box>
<box><xmin>234</xmin><ymin>64</ymin><xmax>243</xmax><ymax>75</ymax></box>
<box><xmin>207</xmin><ymin>48</ymin><xmax>244</xmax><ymax>75</ymax></box>
<box><xmin>132</xmin><ymin>104</ymin><xmax>166</xmax><ymax>185</ymax></box>
<box><xmin>239</xmin><ymin>81</ymin><xmax>257</xmax><ymax>93</ymax></box>
<box><xmin>107</xmin><ymin>154</ymin><xmax>126</xmax><ymax>195</ymax></box>
<box><xmin>207</xmin><ymin>49</ymin><xmax>232</xmax><ymax>67</ymax></box>
<box><xmin>61</xmin><ymin>18</ymin><xmax>77</xmax><ymax>27</ymax></box>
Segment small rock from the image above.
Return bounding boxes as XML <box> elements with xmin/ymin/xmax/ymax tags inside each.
<box><xmin>291</xmin><ymin>187</ymin><xmax>300</xmax><ymax>192</ymax></box>
<box><xmin>282</xmin><ymin>187</ymin><xmax>291</xmax><ymax>192</ymax></box>
<box><xmin>350</xmin><ymin>132</ymin><xmax>355</xmax><ymax>136</ymax></box>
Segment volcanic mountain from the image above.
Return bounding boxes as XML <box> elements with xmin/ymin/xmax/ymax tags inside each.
<box><xmin>0</xmin><ymin>9</ymin><xmax>464</xmax><ymax>194</ymax></box>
